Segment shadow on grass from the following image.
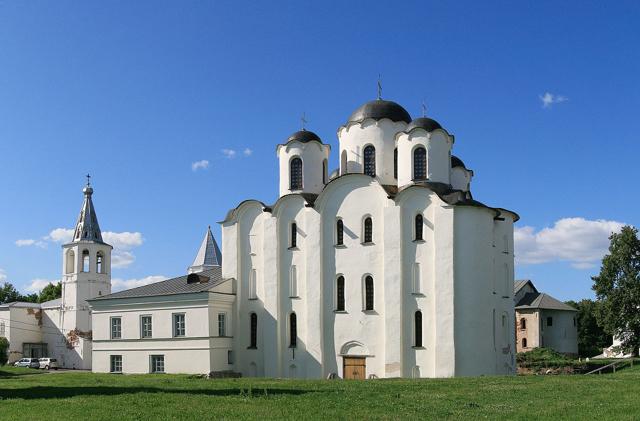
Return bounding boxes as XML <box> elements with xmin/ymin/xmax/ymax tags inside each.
<box><xmin>0</xmin><ymin>386</ymin><xmax>313</xmax><ymax>400</ymax></box>
<box><xmin>0</xmin><ymin>369</ymin><xmax>43</xmax><ymax>378</ymax></box>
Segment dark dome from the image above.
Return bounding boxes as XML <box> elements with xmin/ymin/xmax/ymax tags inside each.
<box><xmin>405</xmin><ymin>117</ymin><xmax>442</xmax><ymax>133</ymax></box>
<box><xmin>347</xmin><ymin>99</ymin><xmax>411</xmax><ymax>124</ymax></box>
<box><xmin>286</xmin><ymin>129</ymin><xmax>322</xmax><ymax>144</ymax></box>
<box><xmin>451</xmin><ymin>155</ymin><xmax>466</xmax><ymax>169</ymax></box>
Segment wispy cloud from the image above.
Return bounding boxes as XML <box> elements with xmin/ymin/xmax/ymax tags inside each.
<box><xmin>15</xmin><ymin>239</ymin><xmax>47</xmax><ymax>248</ymax></box>
<box><xmin>514</xmin><ymin>217</ymin><xmax>625</xmax><ymax>269</ymax></box>
<box><xmin>191</xmin><ymin>159</ymin><xmax>209</xmax><ymax>171</ymax></box>
<box><xmin>111</xmin><ymin>275</ymin><xmax>166</xmax><ymax>292</ymax></box>
<box><xmin>45</xmin><ymin>228</ymin><xmax>74</xmax><ymax>243</ymax></box>
<box><xmin>539</xmin><ymin>92</ymin><xmax>568</xmax><ymax>108</ymax></box>
<box><xmin>222</xmin><ymin>149</ymin><xmax>237</xmax><ymax>159</ymax></box>
<box><xmin>25</xmin><ymin>279</ymin><xmax>58</xmax><ymax>294</ymax></box>
<box><xmin>0</xmin><ymin>268</ymin><xmax>6</xmax><ymax>282</ymax></box>
<box><xmin>243</xmin><ymin>148</ymin><xmax>253</xmax><ymax>157</ymax></box>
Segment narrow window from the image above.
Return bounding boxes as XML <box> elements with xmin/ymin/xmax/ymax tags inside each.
<box><xmin>289</xmin><ymin>313</ymin><xmax>297</xmax><ymax>348</ymax></box>
<box><xmin>150</xmin><ymin>355</ymin><xmax>164</xmax><ymax>373</ymax></box>
<box><xmin>412</xmin><ymin>263</ymin><xmax>421</xmax><ymax>294</ymax></box>
<box><xmin>249</xmin><ymin>313</ymin><xmax>257</xmax><ymax>348</ymax></box>
<box><xmin>413</xmin><ymin>147</ymin><xmax>427</xmax><ymax>180</ymax></box>
<box><xmin>393</xmin><ymin>147</ymin><xmax>398</xmax><ymax>179</ymax></box>
<box><xmin>110</xmin><ymin>317</ymin><xmax>122</xmax><ymax>339</ymax></box>
<box><xmin>96</xmin><ymin>251</ymin><xmax>104</xmax><ymax>274</ymax></box>
<box><xmin>522</xmin><ymin>338</ymin><xmax>527</xmax><ymax>348</ymax></box>
<box><xmin>415</xmin><ymin>214</ymin><xmax>423</xmax><ymax>241</ymax></box>
<box><xmin>290</xmin><ymin>157</ymin><xmax>303</xmax><ymax>190</ymax></box>
<box><xmin>547</xmin><ymin>317</ymin><xmax>553</xmax><ymax>327</ymax></box>
<box><xmin>501</xmin><ymin>313</ymin><xmax>508</xmax><ymax>345</ymax></box>
<box><xmin>141</xmin><ymin>315</ymin><xmax>152</xmax><ymax>338</ymax></box>
<box><xmin>227</xmin><ymin>350</ymin><xmax>233</xmax><ymax>364</ymax></box>
<box><xmin>364</xmin><ymin>276</ymin><xmax>374</xmax><ymax>311</ymax></box>
<box><xmin>336</xmin><ymin>219</ymin><xmax>344</xmax><ymax>246</ymax></box>
<box><xmin>363</xmin><ymin>145</ymin><xmax>376</xmax><ymax>176</ymax></box>
<box><xmin>573</xmin><ymin>317</ymin><xmax>576</xmax><ymax>327</ymax></box>
<box><xmin>173</xmin><ymin>313</ymin><xmax>185</xmax><ymax>337</ymax></box>
<box><xmin>290</xmin><ymin>265</ymin><xmax>298</xmax><ymax>297</ymax></box>
<box><xmin>218</xmin><ymin>313</ymin><xmax>226</xmax><ymax>336</ymax></box>
<box><xmin>336</xmin><ymin>276</ymin><xmax>345</xmax><ymax>311</ymax></box>
<box><xmin>323</xmin><ymin>159</ymin><xmax>328</xmax><ymax>184</ymax></box>
<box><xmin>82</xmin><ymin>249</ymin><xmax>90</xmax><ymax>272</ymax></box>
<box><xmin>249</xmin><ymin>269</ymin><xmax>257</xmax><ymax>299</ymax></box>
<box><xmin>65</xmin><ymin>250</ymin><xmax>75</xmax><ymax>274</ymax></box>
<box><xmin>363</xmin><ymin>217</ymin><xmax>372</xmax><ymax>243</ymax></box>
<box><xmin>414</xmin><ymin>311</ymin><xmax>423</xmax><ymax>347</ymax></box>
<box><xmin>520</xmin><ymin>318</ymin><xmax>526</xmax><ymax>330</ymax></box>
<box><xmin>110</xmin><ymin>355</ymin><xmax>122</xmax><ymax>373</ymax></box>
<box><xmin>290</xmin><ymin>223</ymin><xmax>297</xmax><ymax>248</ymax></box>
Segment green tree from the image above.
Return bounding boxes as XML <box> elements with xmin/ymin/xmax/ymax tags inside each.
<box><xmin>0</xmin><ymin>337</ymin><xmax>9</xmax><ymax>366</ymax></box>
<box><xmin>37</xmin><ymin>282</ymin><xmax>62</xmax><ymax>303</ymax></box>
<box><xmin>592</xmin><ymin>225</ymin><xmax>640</xmax><ymax>356</ymax></box>
<box><xmin>566</xmin><ymin>299</ymin><xmax>610</xmax><ymax>357</ymax></box>
<box><xmin>0</xmin><ymin>282</ymin><xmax>37</xmax><ymax>304</ymax></box>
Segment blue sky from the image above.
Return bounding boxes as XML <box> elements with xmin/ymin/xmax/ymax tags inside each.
<box><xmin>0</xmin><ymin>1</ymin><xmax>638</xmax><ymax>300</ymax></box>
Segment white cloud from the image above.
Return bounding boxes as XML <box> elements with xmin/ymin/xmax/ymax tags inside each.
<box><xmin>191</xmin><ymin>159</ymin><xmax>209</xmax><ymax>171</ymax></box>
<box><xmin>243</xmin><ymin>148</ymin><xmax>253</xmax><ymax>157</ymax></box>
<box><xmin>102</xmin><ymin>231</ymin><xmax>143</xmax><ymax>250</ymax></box>
<box><xmin>539</xmin><ymin>92</ymin><xmax>568</xmax><ymax>108</ymax></box>
<box><xmin>15</xmin><ymin>239</ymin><xmax>47</xmax><ymax>248</ymax></box>
<box><xmin>0</xmin><ymin>269</ymin><xmax>6</xmax><ymax>282</ymax></box>
<box><xmin>515</xmin><ymin>217</ymin><xmax>625</xmax><ymax>269</ymax></box>
<box><xmin>25</xmin><ymin>279</ymin><xmax>59</xmax><ymax>294</ymax></box>
<box><xmin>111</xmin><ymin>251</ymin><xmax>136</xmax><ymax>268</ymax></box>
<box><xmin>46</xmin><ymin>228</ymin><xmax>74</xmax><ymax>243</ymax></box>
<box><xmin>222</xmin><ymin>149</ymin><xmax>237</xmax><ymax>159</ymax></box>
<box><xmin>111</xmin><ymin>275</ymin><xmax>166</xmax><ymax>292</ymax></box>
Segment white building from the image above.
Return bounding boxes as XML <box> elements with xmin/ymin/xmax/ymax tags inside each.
<box><xmin>0</xmin><ymin>182</ymin><xmax>111</xmax><ymax>368</ymax></box>
<box><xmin>89</xmin><ymin>97</ymin><xmax>519</xmax><ymax>378</ymax></box>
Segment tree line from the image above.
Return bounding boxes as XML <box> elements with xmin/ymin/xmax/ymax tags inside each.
<box><xmin>0</xmin><ymin>281</ymin><xmax>62</xmax><ymax>305</ymax></box>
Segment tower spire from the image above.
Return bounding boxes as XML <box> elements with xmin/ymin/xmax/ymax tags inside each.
<box><xmin>71</xmin><ymin>177</ymin><xmax>104</xmax><ymax>243</ymax></box>
<box><xmin>188</xmin><ymin>226</ymin><xmax>222</xmax><ymax>274</ymax></box>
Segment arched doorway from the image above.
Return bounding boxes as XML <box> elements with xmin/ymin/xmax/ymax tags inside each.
<box><xmin>340</xmin><ymin>341</ymin><xmax>370</xmax><ymax>380</ymax></box>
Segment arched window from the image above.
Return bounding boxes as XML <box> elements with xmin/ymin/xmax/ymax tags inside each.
<box><xmin>363</xmin><ymin>145</ymin><xmax>376</xmax><ymax>177</ymax></box>
<box><xmin>289</xmin><ymin>313</ymin><xmax>297</xmax><ymax>348</ymax></box>
<box><xmin>522</xmin><ymin>338</ymin><xmax>527</xmax><ymax>348</ymax></box>
<box><xmin>520</xmin><ymin>318</ymin><xmax>526</xmax><ymax>330</ymax></box>
<box><xmin>323</xmin><ymin>159</ymin><xmax>328</xmax><ymax>184</ymax></box>
<box><xmin>341</xmin><ymin>150</ymin><xmax>348</xmax><ymax>175</ymax></box>
<box><xmin>336</xmin><ymin>219</ymin><xmax>344</xmax><ymax>246</ymax></box>
<box><xmin>290</xmin><ymin>222</ymin><xmax>297</xmax><ymax>248</ymax></box>
<box><xmin>413</xmin><ymin>146</ymin><xmax>427</xmax><ymax>180</ymax></box>
<box><xmin>290</xmin><ymin>157</ymin><xmax>303</xmax><ymax>190</ymax></box>
<box><xmin>415</xmin><ymin>214</ymin><xmax>423</xmax><ymax>241</ymax></box>
<box><xmin>249</xmin><ymin>313</ymin><xmax>257</xmax><ymax>349</ymax></box>
<box><xmin>65</xmin><ymin>250</ymin><xmax>75</xmax><ymax>274</ymax></box>
<box><xmin>336</xmin><ymin>276</ymin><xmax>345</xmax><ymax>311</ymax></box>
<box><xmin>96</xmin><ymin>251</ymin><xmax>104</xmax><ymax>274</ymax></box>
<box><xmin>363</xmin><ymin>217</ymin><xmax>372</xmax><ymax>243</ymax></box>
<box><xmin>414</xmin><ymin>311</ymin><xmax>423</xmax><ymax>347</ymax></box>
<box><xmin>393</xmin><ymin>147</ymin><xmax>398</xmax><ymax>179</ymax></box>
<box><xmin>364</xmin><ymin>276</ymin><xmax>374</xmax><ymax>311</ymax></box>
<box><xmin>82</xmin><ymin>250</ymin><xmax>90</xmax><ymax>272</ymax></box>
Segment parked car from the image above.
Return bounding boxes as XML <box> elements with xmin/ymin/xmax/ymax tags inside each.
<box><xmin>38</xmin><ymin>358</ymin><xmax>58</xmax><ymax>370</ymax></box>
<box><xmin>14</xmin><ymin>358</ymin><xmax>40</xmax><ymax>368</ymax></box>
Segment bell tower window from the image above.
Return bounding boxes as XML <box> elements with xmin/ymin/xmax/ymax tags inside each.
<box><xmin>413</xmin><ymin>146</ymin><xmax>427</xmax><ymax>180</ymax></box>
<box><xmin>290</xmin><ymin>157</ymin><xmax>303</xmax><ymax>190</ymax></box>
<box><xmin>65</xmin><ymin>250</ymin><xmax>75</xmax><ymax>274</ymax></box>
<box><xmin>96</xmin><ymin>251</ymin><xmax>104</xmax><ymax>274</ymax></box>
<box><xmin>82</xmin><ymin>250</ymin><xmax>90</xmax><ymax>272</ymax></box>
<box><xmin>363</xmin><ymin>145</ymin><xmax>376</xmax><ymax>177</ymax></box>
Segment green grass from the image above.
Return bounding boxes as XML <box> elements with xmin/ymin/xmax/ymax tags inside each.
<box><xmin>1</xmin><ymin>365</ymin><xmax>640</xmax><ymax>420</ymax></box>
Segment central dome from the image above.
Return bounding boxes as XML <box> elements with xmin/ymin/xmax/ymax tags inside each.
<box><xmin>347</xmin><ymin>99</ymin><xmax>412</xmax><ymax>124</ymax></box>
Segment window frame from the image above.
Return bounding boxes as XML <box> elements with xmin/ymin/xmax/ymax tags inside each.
<box><xmin>336</xmin><ymin>275</ymin><xmax>345</xmax><ymax>312</ymax></box>
<box><xmin>110</xmin><ymin>355</ymin><xmax>122</xmax><ymax>373</ymax></box>
<box><xmin>150</xmin><ymin>355</ymin><xmax>165</xmax><ymax>373</ymax></box>
<box><xmin>362</xmin><ymin>216</ymin><xmax>373</xmax><ymax>244</ymax></box>
<box><xmin>110</xmin><ymin>316</ymin><xmax>122</xmax><ymax>340</ymax></box>
<box><xmin>363</xmin><ymin>275</ymin><xmax>374</xmax><ymax>311</ymax></box>
<box><xmin>414</xmin><ymin>310</ymin><xmax>423</xmax><ymax>348</ymax></box>
<box><xmin>81</xmin><ymin>249</ymin><xmax>90</xmax><ymax>272</ymax></box>
<box><xmin>218</xmin><ymin>312</ymin><xmax>227</xmax><ymax>337</ymax></box>
<box><xmin>363</xmin><ymin>144</ymin><xmax>376</xmax><ymax>177</ymax></box>
<box><xmin>172</xmin><ymin>313</ymin><xmax>186</xmax><ymax>338</ymax></box>
<box><xmin>289</xmin><ymin>222</ymin><xmax>297</xmax><ymax>249</ymax></box>
<box><xmin>289</xmin><ymin>156</ymin><xmax>303</xmax><ymax>190</ymax></box>
<box><xmin>289</xmin><ymin>312</ymin><xmax>297</xmax><ymax>348</ymax></box>
<box><xmin>412</xmin><ymin>146</ymin><xmax>427</xmax><ymax>181</ymax></box>
<box><xmin>547</xmin><ymin>316</ymin><xmax>553</xmax><ymax>327</ymax></box>
<box><xmin>335</xmin><ymin>218</ymin><xmax>344</xmax><ymax>246</ymax></box>
<box><xmin>140</xmin><ymin>315</ymin><xmax>153</xmax><ymax>339</ymax></box>
<box><xmin>249</xmin><ymin>312</ymin><xmax>258</xmax><ymax>349</ymax></box>
<box><xmin>414</xmin><ymin>214</ymin><xmax>424</xmax><ymax>242</ymax></box>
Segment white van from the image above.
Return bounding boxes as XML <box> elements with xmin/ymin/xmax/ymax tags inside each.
<box><xmin>38</xmin><ymin>358</ymin><xmax>58</xmax><ymax>370</ymax></box>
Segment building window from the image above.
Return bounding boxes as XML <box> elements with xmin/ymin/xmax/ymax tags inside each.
<box><xmin>218</xmin><ymin>313</ymin><xmax>226</xmax><ymax>337</ymax></box>
<box><xmin>290</xmin><ymin>222</ymin><xmax>297</xmax><ymax>248</ymax></box>
<box><xmin>522</xmin><ymin>338</ymin><xmax>527</xmax><ymax>348</ymax></box>
<box><xmin>289</xmin><ymin>313</ymin><xmax>297</xmax><ymax>348</ymax></box>
<box><xmin>110</xmin><ymin>317</ymin><xmax>122</xmax><ymax>339</ymax></box>
<box><xmin>573</xmin><ymin>317</ymin><xmax>576</xmax><ymax>327</ymax></box>
<box><xmin>547</xmin><ymin>317</ymin><xmax>553</xmax><ymax>327</ymax></box>
<box><xmin>501</xmin><ymin>313</ymin><xmax>508</xmax><ymax>346</ymax></box>
<box><xmin>141</xmin><ymin>315</ymin><xmax>152</xmax><ymax>338</ymax></box>
<box><xmin>413</xmin><ymin>146</ymin><xmax>427</xmax><ymax>180</ymax></box>
<box><xmin>110</xmin><ymin>355</ymin><xmax>122</xmax><ymax>373</ymax></box>
<box><xmin>415</xmin><ymin>214</ymin><xmax>423</xmax><ymax>241</ymax></box>
<box><xmin>82</xmin><ymin>249</ymin><xmax>90</xmax><ymax>272</ymax></box>
<box><xmin>65</xmin><ymin>250</ymin><xmax>75</xmax><ymax>274</ymax></box>
<box><xmin>414</xmin><ymin>311</ymin><xmax>423</xmax><ymax>347</ymax></box>
<box><xmin>363</xmin><ymin>217</ymin><xmax>373</xmax><ymax>243</ymax></box>
<box><xmin>249</xmin><ymin>269</ymin><xmax>257</xmax><ymax>299</ymax></box>
<box><xmin>412</xmin><ymin>263</ymin><xmax>421</xmax><ymax>294</ymax></box>
<box><xmin>336</xmin><ymin>276</ymin><xmax>345</xmax><ymax>311</ymax></box>
<box><xmin>336</xmin><ymin>219</ymin><xmax>344</xmax><ymax>246</ymax></box>
<box><xmin>96</xmin><ymin>251</ymin><xmax>104</xmax><ymax>274</ymax></box>
<box><xmin>520</xmin><ymin>318</ymin><xmax>526</xmax><ymax>330</ymax></box>
<box><xmin>364</xmin><ymin>276</ymin><xmax>374</xmax><ymax>311</ymax></box>
<box><xmin>150</xmin><ymin>355</ymin><xmax>164</xmax><ymax>373</ymax></box>
<box><xmin>290</xmin><ymin>157</ymin><xmax>303</xmax><ymax>190</ymax></box>
<box><xmin>393</xmin><ymin>147</ymin><xmax>398</xmax><ymax>179</ymax></box>
<box><xmin>363</xmin><ymin>145</ymin><xmax>376</xmax><ymax>176</ymax></box>
<box><xmin>227</xmin><ymin>350</ymin><xmax>233</xmax><ymax>364</ymax></box>
<box><xmin>323</xmin><ymin>159</ymin><xmax>328</xmax><ymax>184</ymax></box>
<box><xmin>173</xmin><ymin>313</ymin><xmax>185</xmax><ymax>337</ymax></box>
<box><xmin>249</xmin><ymin>313</ymin><xmax>257</xmax><ymax>349</ymax></box>
<box><xmin>289</xmin><ymin>265</ymin><xmax>298</xmax><ymax>297</ymax></box>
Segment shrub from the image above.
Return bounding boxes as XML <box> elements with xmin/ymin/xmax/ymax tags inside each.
<box><xmin>0</xmin><ymin>337</ymin><xmax>9</xmax><ymax>366</ymax></box>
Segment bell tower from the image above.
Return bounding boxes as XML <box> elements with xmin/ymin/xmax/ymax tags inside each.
<box><xmin>60</xmin><ymin>176</ymin><xmax>112</xmax><ymax>369</ymax></box>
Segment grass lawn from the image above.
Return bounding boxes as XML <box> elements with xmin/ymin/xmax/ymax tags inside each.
<box><xmin>1</xmin><ymin>366</ymin><xmax>640</xmax><ymax>420</ymax></box>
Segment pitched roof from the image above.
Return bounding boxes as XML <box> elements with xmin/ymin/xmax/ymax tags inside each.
<box><xmin>515</xmin><ymin>292</ymin><xmax>577</xmax><ymax>312</ymax></box>
<box><xmin>0</xmin><ymin>301</ymin><xmax>42</xmax><ymax>309</ymax></box>
<box><xmin>69</xmin><ymin>183</ymin><xmax>108</xmax><ymax>245</ymax></box>
<box><xmin>188</xmin><ymin>226</ymin><xmax>222</xmax><ymax>274</ymax></box>
<box><xmin>89</xmin><ymin>267</ymin><xmax>226</xmax><ymax>301</ymax></box>
<box><xmin>514</xmin><ymin>279</ymin><xmax>537</xmax><ymax>294</ymax></box>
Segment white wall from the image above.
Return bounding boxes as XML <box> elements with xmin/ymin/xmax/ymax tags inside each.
<box><xmin>277</xmin><ymin>141</ymin><xmax>330</xmax><ymax>197</ymax></box>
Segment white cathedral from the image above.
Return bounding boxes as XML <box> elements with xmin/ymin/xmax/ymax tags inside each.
<box><xmin>2</xmin><ymin>97</ymin><xmax>518</xmax><ymax>378</ymax></box>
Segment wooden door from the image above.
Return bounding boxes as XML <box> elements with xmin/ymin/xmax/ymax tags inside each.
<box><xmin>343</xmin><ymin>357</ymin><xmax>366</xmax><ymax>379</ymax></box>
